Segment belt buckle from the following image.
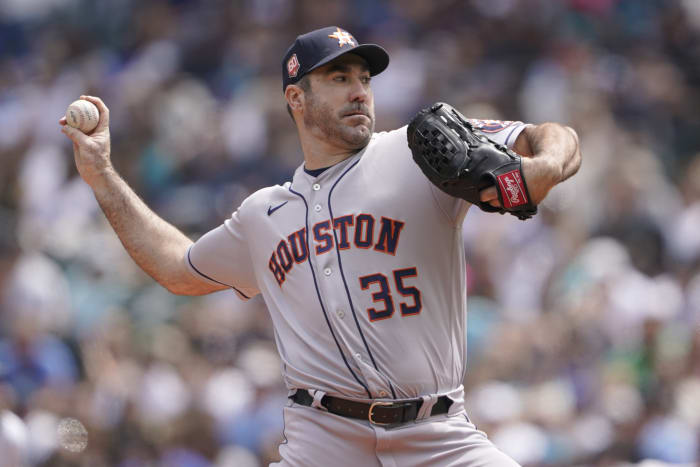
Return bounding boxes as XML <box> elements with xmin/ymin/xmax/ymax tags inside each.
<box><xmin>368</xmin><ymin>401</ymin><xmax>395</xmax><ymax>426</ymax></box>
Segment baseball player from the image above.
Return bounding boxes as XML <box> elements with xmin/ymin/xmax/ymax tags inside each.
<box><xmin>60</xmin><ymin>26</ymin><xmax>581</xmax><ymax>466</ymax></box>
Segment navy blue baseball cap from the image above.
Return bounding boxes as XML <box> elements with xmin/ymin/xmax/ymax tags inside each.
<box><xmin>282</xmin><ymin>26</ymin><xmax>389</xmax><ymax>91</ymax></box>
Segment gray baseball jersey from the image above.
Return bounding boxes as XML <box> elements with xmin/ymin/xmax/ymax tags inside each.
<box><xmin>186</xmin><ymin>120</ymin><xmax>527</xmax><ymax>401</ymax></box>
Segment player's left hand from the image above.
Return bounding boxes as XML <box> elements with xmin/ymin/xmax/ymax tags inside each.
<box><xmin>407</xmin><ymin>102</ymin><xmax>538</xmax><ymax>220</ymax></box>
<box><xmin>479</xmin><ymin>186</ymin><xmax>500</xmax><ymax>208</ymax></box>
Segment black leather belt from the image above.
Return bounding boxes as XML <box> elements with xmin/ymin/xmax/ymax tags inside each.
<box><xmin>290</xmin><ymin>389</ymin><xmax>453</xmax><ymax>426</ymax></box>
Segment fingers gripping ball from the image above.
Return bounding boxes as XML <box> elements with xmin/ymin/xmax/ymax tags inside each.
<box><xmin>407</xmin><ymin>102</ymin><xmax>537</xmax><ymax>220</ymax></box>
<box><xmin>65</xmin><ymin>99</ymin><xmax>99</xmax><ymax>133</ymax></box>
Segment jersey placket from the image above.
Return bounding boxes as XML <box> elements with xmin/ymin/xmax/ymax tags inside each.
<box><xmin>308</xmin><ymin>180</ymin><xmax>350</xmax><ymax>343</ymax></box>
<box><xmin>292</xmin><ymin>173</ymin><xmax>371</xmax><ymax>398</ymax></box>
<box><xmin>309</xmin><ymin>182</ymin><xmax>344</xmax><ymax>318</ymax></box>
<box><xmin>324</xmin><ymin>160</ymin><xmax>398</xmax><ymax>400</ymax></box>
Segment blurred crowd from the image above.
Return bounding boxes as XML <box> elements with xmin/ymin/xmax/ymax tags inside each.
<box><xmin>1</xmin><ymin>0</ymin><xmax>699</xmax><ymax>465</ymax></box>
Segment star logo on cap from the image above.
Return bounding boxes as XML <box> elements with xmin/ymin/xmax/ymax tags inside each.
<box><xmin>328</xmin><ymin>28</ymin><xmax>355</xmax><ymax>47</ymax></box>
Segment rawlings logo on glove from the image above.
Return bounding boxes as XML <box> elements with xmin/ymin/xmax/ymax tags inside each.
<box><xmin>406</xmin><ymin>102</ymin><xmax>537</xmax><ymax>220</ymax></box>
<box><xmin>498</xmin><ymin>170</ymin><xmax>529</xmax><ymax>208</ymax></box>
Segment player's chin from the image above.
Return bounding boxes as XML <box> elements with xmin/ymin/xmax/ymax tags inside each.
<box><xmin>343</xmin><ymin>116</ymin><xmax>373</xmax><ymax>134</ymax></box>
<box><xmin>339</xmin><ymin>125</ymin><xmax>372</xmax><ymax>149</ymax></box>
<box><xmin>348</xmin><ymin>125</ymin><xmax>372</xmax><ymax>141</ymax></box>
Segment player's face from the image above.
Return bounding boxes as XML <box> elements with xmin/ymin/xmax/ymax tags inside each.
<box><xmin>303</xmin><ymin>54</ymin><xmax>375</xmax><ymax>150</ymax></box>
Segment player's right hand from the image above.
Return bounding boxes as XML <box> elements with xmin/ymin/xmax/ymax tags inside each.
<box><xmin>59</xmin><ymin>96</ymin><xmax>112</xmax><ymax>187</ymax></box>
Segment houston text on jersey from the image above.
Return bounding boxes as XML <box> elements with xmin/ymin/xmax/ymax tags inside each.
<box><xmin>268</xmin><ymin>214</ymin><xmax>405</xmax><ymax>286</ymax></box>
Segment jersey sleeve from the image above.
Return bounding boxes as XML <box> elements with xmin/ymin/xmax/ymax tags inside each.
<box><xmin>466</xmin><ymin>119</ymin><xmax>529</xmax><ymax>147</ymax></box>
<box><xmin>185</xmin><ymin>207</ymin><xmax>259</xmax><ymax>300</ymax></box>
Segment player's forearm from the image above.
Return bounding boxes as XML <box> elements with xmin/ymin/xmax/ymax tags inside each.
<box><xmin>526</xmin><ymin>123</ymin><xmax>581</xmax><ymax>181</ymax></box>
<box><xmin>521</xmin><ymin>123</ymin><xmax>581</xmax><ymax>203</ymax></box>
<box><xmin>60</xmin><ymin>96</ymin><xmax>219</xmax><ymax>296</ymax></box>
<box><xmin>89</xmin><ymin>167</ymin><xmax>212</xmax><ymax>295</ymax></box>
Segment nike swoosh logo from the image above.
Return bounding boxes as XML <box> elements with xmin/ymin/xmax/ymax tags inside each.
<box><xmin>267</xmin><ymin>201</ymin><xmax>288</xmax><ymax>216</ymax></box>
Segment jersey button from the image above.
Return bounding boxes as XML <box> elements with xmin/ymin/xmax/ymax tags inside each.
<box><xmin>312</xmin><ymin>183</ymin><xmax>321</xmax><ymax>191</ymax></box>
<box><xmin>314</xmin><ymin>204</ymin><xmax>322</xmax><ymax>212</ymax></box>
<box><xmin>324</xmin><ymin>268</ymin><xmax>332</xmax><ymax>276</ymax></box>
<box><xmin>336</xmin><ymin>309</ymin><xmax>345</xmax><ymax>319</ymax></box>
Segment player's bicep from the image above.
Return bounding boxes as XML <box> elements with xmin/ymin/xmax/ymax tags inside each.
<box><xmin>185</xmin><ymin>220</ymin><xmax>260</xmax><ymax>300</ymax></box>
<box><xmin>174</xmin><ymin>262</ymin><xmax>229</xmax><ymax>296</ymax></box>
<box><xmin>183</xmin><ymin>245</ymin><xmax>234</xmax><ymax>294</ymax></box>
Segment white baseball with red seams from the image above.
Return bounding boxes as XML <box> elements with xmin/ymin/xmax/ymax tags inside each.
<box><xmin>185</xmin><ymin>120</ymin><xmax>527</xmax><ymax>466</ymax></box>
<box><xmin>65</xmin><ymin>99</ymin><xmax>99</xmax><ymax>133</ymax></box>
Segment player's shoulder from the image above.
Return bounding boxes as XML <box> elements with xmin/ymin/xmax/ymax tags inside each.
<box><xmin>371</xmin><ymin>126</ymin><xmax>409</xmax><ymax>147</ymax></box>
<box><xmin>361</xmin><ymin>126</ymin><xmax>420</xmax><ymax>176</ymax></box>
<box><xmin>365</xmin><ymin>126</ymin><xmax>410</xmax><ymax>161</ymax></box>
<box><xmin>236</xmin><ymin>183</ymin><xmax>294</xmax><ymax>216</ymax></box>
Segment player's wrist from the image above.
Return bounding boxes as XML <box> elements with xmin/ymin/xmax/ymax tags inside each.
<box><xmin>521</xmin><ymin>157</ymin><xmax>560</xmax><ymax>203</ymax></box>
<box><xmin>82</xmin><ymin>164</ymin><xmax>119</xmax><ymax>193</ymax></box>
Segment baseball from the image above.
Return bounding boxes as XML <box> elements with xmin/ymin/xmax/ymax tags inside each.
<box><xmin>65</xmin><ymin>99</ymin><xmax>99</xmax><ymax>133</ymax></box>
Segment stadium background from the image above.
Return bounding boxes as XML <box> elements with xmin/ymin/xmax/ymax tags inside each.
<box><xmin>1</xmin><ymin>0</ymin><xmax>699</xmax><ymax>465</ymax></box>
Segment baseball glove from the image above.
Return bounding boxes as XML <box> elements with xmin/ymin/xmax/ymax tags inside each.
<box><xmin>407</xmin><ymin>102</ymin><xmax>537</xmax><ymax>220</ymax></box>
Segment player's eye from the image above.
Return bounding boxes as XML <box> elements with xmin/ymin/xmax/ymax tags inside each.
<box><xmin>332</xmin><ymin>75</ymin><xmax>347</xmax><ymax>82</ymax></box>
<box><xmin>361</xmin><ymin>76</ymin><xmax>371</xmax><ymax>84</ymax></box>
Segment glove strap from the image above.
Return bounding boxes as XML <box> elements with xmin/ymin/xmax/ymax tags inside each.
<box><xmin>495</xmin><ymin>168</ymin><xmax>530</xmax><ymax>209</ymax></box>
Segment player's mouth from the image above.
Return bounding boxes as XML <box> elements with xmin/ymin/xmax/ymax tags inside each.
<box><xmin>342</xmin><ymin>110</ymin><xmax>371</xmax><ymax>123</ymax></box>
<box><xmin>342</xmin><ymin>105</ymin><xmax>371</xmax><ymax>118</ymax></box>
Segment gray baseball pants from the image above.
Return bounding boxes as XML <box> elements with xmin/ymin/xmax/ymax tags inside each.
<box><xmin>272</xmin><ymin>399</ymin><xmax>521</xmax><ymax>467</ymax></box>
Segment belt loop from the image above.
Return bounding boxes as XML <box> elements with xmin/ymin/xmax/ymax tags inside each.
<box><xmin>310</xmin><ymin>389</ymin><xmax>328</xmax><ymax>411</ymax></box>
<box><xmin>416</xmin><ymin>394</ymin><xmax>437</xmax><ymax>420</ymax></box>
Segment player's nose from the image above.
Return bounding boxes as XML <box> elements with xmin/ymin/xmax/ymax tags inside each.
<box><xmin>348</xmin><ymin>78</ymin><xmax>369</xmax><ymax>103</ymax></box>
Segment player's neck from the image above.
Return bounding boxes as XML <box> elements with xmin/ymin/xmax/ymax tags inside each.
<box><xmin>300</xmin><ymin>136</ymin><xmax>361</xmax><ymax>170</ymax></box>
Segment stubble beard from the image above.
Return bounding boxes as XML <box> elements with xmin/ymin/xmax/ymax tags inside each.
<box><xmin>303</xmin><ymin>92</ymin><xmax>374</xmax><ymax>151</ymax></box>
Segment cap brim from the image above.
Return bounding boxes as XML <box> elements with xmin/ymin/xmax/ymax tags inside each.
<box><xmin>307</xmin><ymin>43</ymin><xmax>389</xmax><ymax>77</ymax></box>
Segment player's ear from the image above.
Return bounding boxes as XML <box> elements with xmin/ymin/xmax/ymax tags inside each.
<box><xmin>285</xmin><ymin>85</ymin><xmax>304</xmax><ymax>113</ymax></box>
